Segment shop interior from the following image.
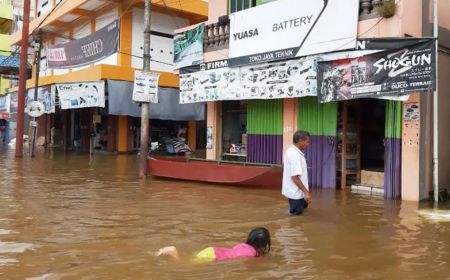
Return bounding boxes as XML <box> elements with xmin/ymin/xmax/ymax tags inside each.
<box><xmin>337</xmin><ymin>99</ymin><xmax>386</xmax><ymax>189</ymax></box>
<box><xmin>221</xmin><ymin>101</ymin><xmax>247</xmax><ymax>162</ymax></box>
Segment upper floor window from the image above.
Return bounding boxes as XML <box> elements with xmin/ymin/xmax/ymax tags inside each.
<box><xmin>229</xmin><ymin>0</ymin><xmax>257</xmax><ymax>13</ymax></box>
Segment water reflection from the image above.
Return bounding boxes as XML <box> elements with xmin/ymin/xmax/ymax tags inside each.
<box><xmin>0</xmin><ymin>148</ymin><xmax>449</xmax><ymax>279</ymax></box>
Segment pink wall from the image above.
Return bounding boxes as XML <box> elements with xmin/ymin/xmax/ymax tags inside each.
<box><xmin>206</xmin><ymin>101</ymin><xmax>219</xmax><ymax>160</ymax></box>
<box><xmin>358</xmin><ymin>0</ymin><xmax>422</xmax><ymax>38</ymax></box>
<box><xmin>402</xmin><ymin>94</ymin><xmax>421</xmax><ymax>201</ymax></box>
<box><xmin>282</xmin><ymin>99</ymin><xmax>298</xmax><ymax>155</ymax></box>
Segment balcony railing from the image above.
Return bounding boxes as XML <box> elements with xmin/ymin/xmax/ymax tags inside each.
<box><xmin>0</xmin><ymin>0</ymin><xmax>12</xmax><ymax>5</ymax></box>
<box><xmin>201</xmin><ymin>0</ymin><xmax>390</xmax><ymax>52</ymax></box>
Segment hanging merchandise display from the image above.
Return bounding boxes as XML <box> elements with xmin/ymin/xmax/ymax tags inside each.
<box><xmin>317</xmin><ymin>39</ymin><xmax>436</xmax><ymax>103</ymax></box>
<box><xmin>56</xmin><ymin>81</ymin><xmax>105</xmax><ymax>109</ymax></box>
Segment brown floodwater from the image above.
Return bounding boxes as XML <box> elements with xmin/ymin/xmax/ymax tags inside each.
<box><xmin>0</xmin><ymin>147</ymin><xmax>449</xmax><ymax>280</ymax></box>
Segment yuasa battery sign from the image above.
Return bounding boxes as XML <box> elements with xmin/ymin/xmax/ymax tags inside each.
<box><xmin>228</xmin><ymin>0</ymin><xmax>359</xmax><ymax>66</ymax></box>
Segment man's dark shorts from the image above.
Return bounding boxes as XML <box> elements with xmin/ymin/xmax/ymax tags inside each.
<box><xmin>288</xmin><ymin>198</ymin><xmax>309</xmax><ymax>215</ymax></box>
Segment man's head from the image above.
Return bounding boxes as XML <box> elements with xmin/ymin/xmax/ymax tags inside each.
<box><xmin>293</xmin><ymin>130</ymin><xmax>310</xmax><ymax>150</ymax></box>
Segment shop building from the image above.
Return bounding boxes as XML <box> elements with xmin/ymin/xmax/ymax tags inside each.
<box><xmin>173</xmin><ymin>0</ymin><xmax>450</xmax><ymax>201</ymax></box>
<box><xmin>7</xmin><ymin>0</ymin><xmax>207</xmax><ymax>153</ymax></box>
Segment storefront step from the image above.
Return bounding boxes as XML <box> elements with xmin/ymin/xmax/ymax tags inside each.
<box><xmin>351</xmin><ymin>185</ymin><xmax>384</xmax><ymax>196</ymax></box>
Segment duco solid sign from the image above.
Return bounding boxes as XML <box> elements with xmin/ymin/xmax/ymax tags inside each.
<box><xmin>27</xmin><ymin>101</ymin><xmax>45</xmax><ymax>118</ymax></box>
<box><xmin>228</xmin><ymin>0</ymin><xmax>359</xmax><ymax>66</ymax></box>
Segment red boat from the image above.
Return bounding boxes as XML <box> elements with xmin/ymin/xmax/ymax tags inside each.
<box><xmin>148</xmin><ymin>157</ymin><xmax>282</xmax><ymax>188</ymax></box>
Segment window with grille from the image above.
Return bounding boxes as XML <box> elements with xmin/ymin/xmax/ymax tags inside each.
<box><xmin>229</xmin><ymin>0</ymin><xmax>258</xmax><ymax>13</ymax></box>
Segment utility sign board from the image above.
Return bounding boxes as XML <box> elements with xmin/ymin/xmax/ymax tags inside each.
<box><xmin>228</xmin><ymin>0</ymin><xmax>359</xmax><ymax>66</ymax></box>
<box><xmin>132</xmin><ymin>71</ymin><xmax>160</xmax><ymax>103</ymax></box>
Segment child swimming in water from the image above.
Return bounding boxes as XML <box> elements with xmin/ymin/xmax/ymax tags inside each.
<box><xmin>155</xmin><ymin>227</ymin><xmax>271</xmax><ymax>262</ymax></box>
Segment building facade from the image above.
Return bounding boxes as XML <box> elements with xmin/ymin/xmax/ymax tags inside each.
<box><xmin>7</xmin><ymin>0</ymin><xmax>207</xmax><ymax>153</ymax></box>
<box><xmin>176</xmin><ymin>0</ymin><xmax>450</xmax><ymax>202</ymax></box>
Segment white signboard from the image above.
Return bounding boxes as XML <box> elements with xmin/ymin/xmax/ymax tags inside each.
<box><xmin>180</xmin><ymin>58</ymin><xmax>317</xmax><ymax>104</ymax></box>
<box><xmin>27</xmin><ymin>101</ymin><xmax>45</xmax><ymax>118</ymax></box>
<box><xmin>26</xmin><ymin>85</ymin><xmax>56</xmax><ymax>114</ymax></box>
<box><xmin>57</xmin><ymin>81</ymin><xmax>105</xmax><ymax>109</ymax></box>
<box><xmin>228</xmin><ymin>0</ymin><xmax>359</xmax><ymax>66</ymax></box>
<box><xmin>132</xmin><ymin>71</ymin><xmax>160</xmax><ymax>103</ymax></box>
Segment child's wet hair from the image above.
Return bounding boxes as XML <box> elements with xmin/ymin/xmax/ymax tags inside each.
<box><xmin>246</xmin><ymin>227</ymin><xmax>271</xmax><ymax>257</ymax></box>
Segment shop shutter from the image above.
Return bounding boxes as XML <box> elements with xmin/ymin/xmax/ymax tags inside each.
<box><xmin>247</xmin><ymin>99</ymin><xmax>283</xmax><ymax>164</ymax></box>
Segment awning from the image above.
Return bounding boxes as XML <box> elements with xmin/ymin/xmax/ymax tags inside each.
<box><xmin>107</xmin><ymin>80</ymin><xmax>205</xmax><ymax>121</ymax></box>
<box><xmin>0</xmin><ymin>55</ymin><xmax>31</xmax><ymax>76</ymax></box>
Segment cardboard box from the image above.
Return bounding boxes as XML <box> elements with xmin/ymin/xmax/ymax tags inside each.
<box><xmin>242</xmin><ymin>134</ymin><xmax>248</xmax><ymax>145</ymax></box>
<box><xmin>361</xmin><ymin>170</ymin><xmax>384</xmax><ymax>188</ymax></box>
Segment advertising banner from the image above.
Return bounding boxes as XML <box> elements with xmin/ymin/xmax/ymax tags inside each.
<box><xmin>228</xmin><ymin>0</ymin><xmax>359</xmax><ymax>66</ymax></box>
<box><xmin>0</xmin><ymin>95</ymin><xmax>10</xmax><ymax>119</ymax></box>
<box><xmin>47</xmin><ymin>20</ymin><xmax>119</xmax><ymax>69</ymax></box>
<box><xmin>174</xmin><ymin>24</ymin><xmax>205</xmax><ymax>69</ymax></box>
<box><xmin>132</xmin><ymin>71</ymin><xmax>160</xmax><ymax>103</ymax></box>
<box><xmin>317</xmin><ymin>39</ymin><xmax>436</xmax><ymax>103</ymax></box>
<box><xmin>26</xmin><ymin>85</ymin><xmax>56</xmax><ymax>114</ymax></box>
<box><xmin>57</xmin><ymin>81</ymin><xmax>105</xmax><ymax>109</ymax></box>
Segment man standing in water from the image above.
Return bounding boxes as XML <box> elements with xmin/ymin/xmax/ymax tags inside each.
<box><xmin>282</xmin><ymin>130</ymin><xmax>312</xmax><ymax>215</ymax></box>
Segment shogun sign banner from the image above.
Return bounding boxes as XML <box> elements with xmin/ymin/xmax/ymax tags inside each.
<box><xmin>57</xmin><ymin>82</ymin><xmax>105</xmax><ymax>109</ymax></box>
<box><xmin>26</xmin><ymin>85</ymin><xmax>56</xmax><ymax>114</ymax></box>
<box><xmin>228</xmin><ymin>0</ymin><xmax>359</xmax><ymax>66</ymax></box>
<box><xmin>47</xmin><ymin>20</ymin><xmax>119</xmax><ymax>69</ymax></box>
<box><xmin>317</xmin><ymin>39</ymin><xmax>436</xmax><ymax>103</ymax></box>
<box><xmin>174</xmin><ymin>24</ymin><xmax>205</xmax><ymax>69</ymax></box>
<box><xmin>180</xmin><ymin>57</ymin><xmax>319</xmax><ymax>104</ymax></box>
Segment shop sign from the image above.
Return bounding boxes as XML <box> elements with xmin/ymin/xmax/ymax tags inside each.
<box><xmin>317</xmin><ymin>39</ymin><xmax>436</xmax><ymax>103</ymax></box>
<box><xmin>27</xmin><ymin>101</ymin><xmax>45</xmax><ymax>118</ymax></box>
<box><xmin>47</xmin><ymin>20</ymin><xmax>119</xmax><ymax>69</ymax></box>
<box><xmin>174</xmin><ymin>24</ymin><xmax>205</xmax><ymax>69</ymax></box>
<box><xmin>180</xmin><ymin>57</ymin><xmax>318</xmax><ymax>104</ymax></box>
<box><xmin>132</xmin><ymin>71</ymin><xmax>160</xmax><ymax>103</ymax></box>
<box><xmin>56</xmin><ymin>81</ymin><xmax>105</xmax><ymax>109</ymax></box>
<box><xmin>26</xmin><ymin>85</ymin><xmax>55</xmax><ymax>114</ymax></box>
<box><xmin>228</xmin><ymin>0</ymin><xmax>359</xmax><ymax>66</ymax></box>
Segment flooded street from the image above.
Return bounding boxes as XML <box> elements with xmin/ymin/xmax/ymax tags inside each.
<box><xmin>0</xmin><ymin>149</ymin><xmax>449</xmax><ymax>280</ymax></box>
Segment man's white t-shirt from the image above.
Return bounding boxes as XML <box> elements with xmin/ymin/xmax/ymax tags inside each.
<box><xmin>282</xmin><ymin>145</ymin><xmax>309</xmax><ymax>200</ymax></box>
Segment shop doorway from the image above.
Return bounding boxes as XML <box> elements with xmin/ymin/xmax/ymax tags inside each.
<box><xmin>337</xmin><ymin>99</ymin><xmax>386</xmax><ymax>189</ymax></box>
<box><xmin>221</xmin><ymin>101</ymin><xmax>247</xmax><ymax>161</ymax></box>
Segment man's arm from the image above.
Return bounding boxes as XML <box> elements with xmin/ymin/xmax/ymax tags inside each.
<box><xmin>292</xmin><ymin>176</ymin><xmax>312</xmax><ymax>203</ymax></box>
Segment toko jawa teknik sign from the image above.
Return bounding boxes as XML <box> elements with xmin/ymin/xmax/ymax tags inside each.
<box><xmin>228</xmin><ymin>0</ymin><xmax>359</xmax><ymax>66</ymax></box>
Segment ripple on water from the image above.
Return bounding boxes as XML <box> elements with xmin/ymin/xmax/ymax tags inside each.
<box><xmin>0</xmin><ymin>241</ymin><xmax>33</xmax><ymax>253</ymax></box>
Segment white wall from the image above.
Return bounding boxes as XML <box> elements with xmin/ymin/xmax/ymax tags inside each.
<box><xmin>94</xmin><ymin>8</ymin><xmax>119</xmax><ymax>66</ymax></box>
<box><xmin>37</xmin><ymin>0</ymin><xmax>53</xmax><ymax>17</ymax></box>
<box><xmin>131</xmin><ymin>7</ymin><xmax>189</xmax><ymax>72</ymax></box>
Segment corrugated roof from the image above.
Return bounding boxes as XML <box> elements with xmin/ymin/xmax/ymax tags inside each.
<box><xmin>0</xmin><ymin>54</ymin><xmax>31</xmax><ymax>74</ymax></box>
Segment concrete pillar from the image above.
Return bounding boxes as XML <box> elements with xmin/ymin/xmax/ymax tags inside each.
<box><xmin>282</xmin><ymin>98</ymin><xmax>298</xmax><ymax>155</ymax></box>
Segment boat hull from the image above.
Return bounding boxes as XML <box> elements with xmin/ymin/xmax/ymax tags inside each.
<box><xmin>148</xmin><ymin>157</ymin><xmax>282</xmax><ymax>188</ymax></box>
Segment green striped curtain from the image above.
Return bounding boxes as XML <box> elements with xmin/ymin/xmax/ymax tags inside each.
<box><xmin>247</xmin><ymin>99</ymin><xmax>283</xmax><ymax>135</ymax></box>
<box><xmin>298</xmin><ymin>97</ymin><xmax>337</xmax><ymax>136</ymax></box>
<box><xmin>384</xmin><ymin>100</ymin><xmax>402</xmax><ymax>200</ymax></box>
<box><xmin>385</xmin><ymin>101</ymin><xmax>402</xmax><ymax>138</ymax></box>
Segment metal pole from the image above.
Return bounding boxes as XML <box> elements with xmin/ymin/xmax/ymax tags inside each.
<box><xmin>433</xmin><ymin>0</ymin><xmax>439</xmax><ymax>204</ymax></box>
<box><xmin>15</xmin><ymin>0</ymin><xmax>31</xmax><ymax>158</ymax></box>
<box><xmin>30</xmin><ymin>36</ymin><xmax>41</xmax><ymax>158</ymax></box>
<box><xmin>139</xmin><ymin>0</ymin><xmax>151</xmax><ymax>177</ymax></box>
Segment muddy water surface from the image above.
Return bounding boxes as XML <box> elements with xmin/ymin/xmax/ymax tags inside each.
<box><xmin>0</xmin><ymin>148</ymin><xmax>449</xmax><ymax>279</ymax></box>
